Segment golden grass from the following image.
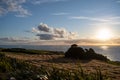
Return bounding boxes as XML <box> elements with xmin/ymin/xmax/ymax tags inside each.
<box><xmin>4</xmin><ymin>52</ymin><xmax>120</xmax><ymax>80</ymax></box>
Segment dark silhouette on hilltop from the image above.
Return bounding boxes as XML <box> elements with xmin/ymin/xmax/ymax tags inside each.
<box><xmin>65</xmin><ymin>44</ymin><xmax>109</xmax><ymax>61</ymax></box>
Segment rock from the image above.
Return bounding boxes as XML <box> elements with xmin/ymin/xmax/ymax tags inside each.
<box><xmin>65</xmin><ymin>44</ymin><xmax>109</xmax><ymax>61</ymax></box>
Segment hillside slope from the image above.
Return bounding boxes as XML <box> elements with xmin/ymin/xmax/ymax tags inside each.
<box><xmin>5</xmin><ymin>52</ymin><xmax>120</xmax><ymax>80</ymax></box>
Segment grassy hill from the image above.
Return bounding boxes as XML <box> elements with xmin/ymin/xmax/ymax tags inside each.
<box><xmin>0</xmin><ymin>51</ymin><xmax>111</xmax><ymax>80</ymax></box>
<box><xmin>0</xmin><ymin>47</ymin><xmax>120</xmax><ymax>80</ymax></box>
<box><xmin>1</xmin><ymin>48</ymin><xmax>64</xmax><ymax>55</ymax></box>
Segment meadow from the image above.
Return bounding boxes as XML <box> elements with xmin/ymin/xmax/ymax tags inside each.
<box><xmin>0</xmin><ymin>48</ymin><xmax>120</xmax><ymax>80</ymax></box>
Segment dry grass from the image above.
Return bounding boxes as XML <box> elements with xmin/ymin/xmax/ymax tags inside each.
<box><xmin>5</xmin><ymin>52</ymin><xmax>120</xmax><ymax>80</ymax></box>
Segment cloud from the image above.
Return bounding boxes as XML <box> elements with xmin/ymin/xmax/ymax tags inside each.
<box><xmin>108</xmin><ymin>16</ymin><xmax>120</xmax><ymax>20</ymax></box>
<box><xmin>0</xmin><ymin>0</ymin><xmax>31</xmax><ymax>17</ymax></box>
<box><xmin>32</xmin><ymin>27</ymin><xmax>40</xmax><ymax>33</ymax></box>
<box><xmin>30</xmin><ymin>38</ymin><xmax>120</xmax><ymax>45</ymax></box>
<box><xmin>0</xmin><ymin>37</ymin><xmax>30</xmax><ymax>44</ymax></box>
<box><xmin>116</xmin><ymin>0</ymin><xmax>120</xmax><ymax>3</ymax></box>
<box><xmin>90</xmin><ymin>21</ymin><xmax>120</xmax><ymax>26</ymax></box>
<box><xmin>112</xmin><ymin>38</ymin><xmax>120</xmax><ymax>44</ymax></box>
<box><xmin>36</xmin><ymin>34</ymin><xmax>60</xmax><ymax>40</ymax></box>
<box><xmin>52</xmin><ymin>12</ymin><xmax>69</xmax><ymax>15</ymax></box>
<box><xmin>1</xmin><ymin>37</ymin><xmax>120</xmax><ymax>45</ymax></box>
<box><xmin>0</xmin><ymin>7</ymin><xmax>7</xmax><ymax>16</ymax></box>
<box><xmin>70</xmin><ymin>16</ymin><xmax>120</xmax><ymax>26</ymax></box>
<box><xmin>70</xmin><ymin>16</ymin><xmax>110</xmax><ymax>22</ymax></box>
<box><xmin>0</xmin><ymin>37</ymin><xmax>29</xmax><ymax>42</ymax></box>
<box><xmin>89</xmin><ymin>16</ymin><xmax>120</xmax><ymax>26</ymax></box>
<box><xmin>32</xmin><ymin>0</ymin><xmax>68</xmax><ymax>4</ymax></box>
<box><xmin>38</xmin><ymin>23</ymin><xmax>51</xmax><ymax>32</ymax></box>
<box><xmin>63</xmin><ymin>38</ymin><xmax>120</xmax><ymax>45</ymax></box>
<box><xmin>32</xmin><ymin>23</ymin><xmax>79</xmax><ymax>40</ymax></box>
<box><xmin>0</xmin><ymin>0</ymin><xmax>69</xmax><ymax>17</ymax></box>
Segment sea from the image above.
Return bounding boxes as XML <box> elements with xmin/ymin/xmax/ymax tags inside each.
<box><xmin>0</xmin><ymin>45</ymin><xmax>120</xmax><ymax>61</ymax></box>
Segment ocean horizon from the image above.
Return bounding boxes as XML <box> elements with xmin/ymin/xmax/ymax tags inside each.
<box><xmin>0</xmin><ymin>45</ymin><xmax>120</xmax><ymax>61</ymax></box>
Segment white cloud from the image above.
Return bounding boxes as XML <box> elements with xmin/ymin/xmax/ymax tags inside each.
<box><xmin>32</xmin><ymin>0</ymin><xmax>68</xmax><ymax>4</ymax></box>
<box><xmin>89</xmin><ymin>16</ymin><xmax>120</xmax><ymax>26</ymax></box>
<box><xmin>0</xmin><ymin>0</ymin><xmax>31</xmax><ymax>17</ymax></box>
<box><xmin>0</xmin><ymin>37</ymin><xmax>31</xmax><ymax>45</ymax></box>
<box><xmin>70</xmin><ymin>16</ymin><xmax>110</xmax><ymax>22</ymax></box>
<box><xmin>0</xmin><ymin>0</ymin><xmax>69</xmax><ymax>17</ymax></box>
<box><xmin>31</xmin><ymin>27</ymin><xmax>40</xmax><ymax>33</ymax></box>
<box><xmin>92</xmin><ymin>22</ymin><xmax>120</xmax><ymax>26</ymax></box>
<box><xmin>0</xmin><ymin>7</ymin><xmax>7</xmax><ymax>16</ymax></box>
<box><xmin>70</xmin><ymin>16</ymin><xmax>120</xmax><ymax>26</ymax></box>
<box><xmin>116</xmin><ymin>0</ymin><xmax>120</xmax><ymax>3</ymax></box>
<box><xmin>52</xmin><ymin>12</ymin><xmax>69</xmax><ymax>15</ymax></box>
<box><xmin>32</xmin><ymin>23</ymin><xmax>79</xmax><ymax>40</ymax></box>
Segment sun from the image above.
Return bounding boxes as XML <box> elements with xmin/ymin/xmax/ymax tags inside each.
<box><xmin>96</xmin><ymin>28</ymin><xmax>112</xmax><ymax>41</ymax></box>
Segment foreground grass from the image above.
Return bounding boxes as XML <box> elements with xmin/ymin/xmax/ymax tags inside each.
<box><xmin>0</xmin><ymin>52</ymin><xmax>110</xmax><ymax>80</ymax></box>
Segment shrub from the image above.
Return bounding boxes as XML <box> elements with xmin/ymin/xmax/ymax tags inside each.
<box><xmin>65</xmin><ymin>44</ymin><xmax>109</xmax><ymax>61</ymax></box>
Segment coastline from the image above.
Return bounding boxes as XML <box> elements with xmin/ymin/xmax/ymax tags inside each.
<box><xmin>0</xmin><ymin>45</ymin><xmax>120</xmax><ymax>61</ymax></box>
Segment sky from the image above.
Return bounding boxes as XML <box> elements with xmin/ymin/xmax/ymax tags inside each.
<box><xmin>0</xmin><ymin>0</ymin><xmax>120</xmax><ymax>45</ymax></box>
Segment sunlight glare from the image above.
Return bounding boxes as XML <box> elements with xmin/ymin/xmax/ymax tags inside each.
<box><xmin>96</xmin><ymin>28</ymin><xmax>112</xmax><ymax>41</ymax></box>
<box><xmin>100</xmin><ymin>46</ymin><xmax>109</xmax><ymax>50</ymax></box>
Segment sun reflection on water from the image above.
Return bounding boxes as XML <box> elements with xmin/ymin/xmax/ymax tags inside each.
<box><xmin>100</xmin><ymin>46</ymin><xmax>109</xmax><ymax>50</ymax></box>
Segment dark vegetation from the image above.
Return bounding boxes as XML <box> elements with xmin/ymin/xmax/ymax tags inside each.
<box><xmin>108</xmin><ymin>61</ymin><xmax>120</xmax><ymax>66</ymax></box>
<box><xmin>0</xmin><ymin>52</ymin><xmax>37</xmax><ymax>80</ymax></box>
<box><xmin>0</xmin><ymin>52</ymin><xmax>109</xmax><ymax>80</ymax></box>
<box><xmin>65</xmin><ymin>44</ymin><xmax>109</xmax><ymax>61</ymax></box>
<box><xmin>1</xmin><ymin>48</ymin><xmax>64</xmax><ymax>55</ymax></box>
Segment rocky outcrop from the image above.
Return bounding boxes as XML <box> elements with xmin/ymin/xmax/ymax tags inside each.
<box><xmin>65</xmin><ymin>44</ymin><xmax>109</xmax><ymax>61</ymax></box>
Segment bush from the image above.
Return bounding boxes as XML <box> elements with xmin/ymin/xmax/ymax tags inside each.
<box><xmin>65</xmin><ymin>44</ymin><xmax>109</xmax><ymax>61</ymax></box>
<box><xmin>0</xmin><ymin>52</ymin><xmax>35</xmax><ymax>79</ymax></box>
